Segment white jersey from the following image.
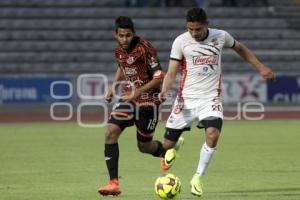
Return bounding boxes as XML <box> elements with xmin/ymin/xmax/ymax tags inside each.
<box><xmin>170</xmin><ymin>28</ymin><xmax>235</xmax><ymax>104</ymax></box>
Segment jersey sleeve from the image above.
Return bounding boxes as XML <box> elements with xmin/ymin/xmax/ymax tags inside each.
<box><xmin>170</xmin><ymin>36</ymin><xmax>183</xmax><ymax>61</ymax></box>
<box><xmin>224</xmin><ymin>31</ymin><xmax>235</xmax><ymax>48</ymax></box>
<box><xmin>145</xmin><ymin>42</ymin><xmax>165</xmax><ymax>79</ymax></box>
<box><xmin>114</xmin><ymin>48</ymin><xmax>121</xmax><ymax>68</ymax></box>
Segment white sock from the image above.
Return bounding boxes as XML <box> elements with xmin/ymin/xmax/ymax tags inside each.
<box><xmin>196</xmin><ymin>142</ymin><xmax>216</xmax><ymax>176</ymax></box>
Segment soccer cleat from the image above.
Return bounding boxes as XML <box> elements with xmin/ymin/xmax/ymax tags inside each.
<box><xmin>161</xmin><ymin>137</ymin><xmax>184</xmax><ymax>171</ymax></box>
<box><xmin>98</xmin><ymin>179</ymin><xmax>121</xmax><ymax>196</ymax></box>
<box><xmin>190</xmin><ymin>174</ymin><xmax>203</xmax><ymax>196</ymax></box>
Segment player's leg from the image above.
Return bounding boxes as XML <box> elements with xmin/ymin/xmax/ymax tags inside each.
<box><xmin>135</xmin><ymin>105</ymin><xmax>165</xmax><ymax>156</ymax></box>
<box><xmin>98</xmin><ymin>101</ymin><xmax>134</xmax><ymax>196</ymax></box>
<box><xmin>161</xmin><ymin>107</ymin><xmax>194</xmax><ymax>170</ymax></box>
<box><xmin>162</xmin><ymin>128</ymin><xmax>186</xmax><ymax>150</ymax></box>
<box><xmin>190</xmin><ymin>97</ymin><xmax>223</xmax><ymax>196</ymax></box>
<box><xmin>136</xmin><ymin>132</ymin><xmax>165</xmax><ymax>156</ymax></box>
<box><xmin>196</xmin><ymin>117</ymin><xmax>222</xmax><ymax>176</ymax></box>
<box><xmin>160</xmin><ymin>128</ymin><xmax>187</xmax><ymax>171</ymax></box>
<box><xmin>191</xmin><ymin>117</ymin><xmax>223</xmax><ymax>196</ymax></box>
<box><xmin>98</xmin><ymin>123</ymin><xmax>122</xmax><ymax>196</ymax></box>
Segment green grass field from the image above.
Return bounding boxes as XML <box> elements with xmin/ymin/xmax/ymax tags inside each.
<box><xmin>1</xmin><ymin>120</ymin><xmax>300</xmax><ymax>200</ymax></box>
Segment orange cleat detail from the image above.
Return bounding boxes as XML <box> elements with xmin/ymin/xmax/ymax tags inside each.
<box><xmin>160</xmin><ymin>158</ymin><xmax>170</xmax><ymax>171</ymax></box>
<box><xmin>98</xmin><ymin>179</ymin><xmax>121</xmax><ymax>196</ymax></box>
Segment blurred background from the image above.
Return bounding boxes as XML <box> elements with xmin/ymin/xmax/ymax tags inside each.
<box><xmin>0</xmin><ymin>0</ymin><xmax>299</xmax><ymax>123</ymax></box>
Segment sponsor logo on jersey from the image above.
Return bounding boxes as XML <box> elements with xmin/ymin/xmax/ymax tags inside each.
<box><xmin>124</xmin><ymin>67</ymin><xmax>137</xmax><ymax>75</ymax></box>
<box><xmin>193</xmin><ymin>55</ymin><xmax>218</xmax><ymax>65</ymax></box>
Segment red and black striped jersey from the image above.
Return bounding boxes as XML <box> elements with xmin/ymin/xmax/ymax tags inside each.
<box><xmin>114</xmin><ymin>36</ymin><xmax>164</xmax><ymax>106</ymax></box>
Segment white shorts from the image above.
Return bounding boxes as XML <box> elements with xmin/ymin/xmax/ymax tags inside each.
<box><xmin>166</xmin><ymin>97</ymin><xmax>223</xmax><ymax>130</ymax></box>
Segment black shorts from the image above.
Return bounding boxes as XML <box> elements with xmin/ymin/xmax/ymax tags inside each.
<box><xmin>164</xmin><ymin>117</ymin><xmax>223</xmax><ymax>142</ymax></box>
<box><xmin>108</xmin><ymin>101</ymin><xmax>159</xmax><ymax>142</ymax></box>
<box><xmin>197</xmin><ymin>117</ymin><xmax>223</xmax><ymax>132</ymax></box>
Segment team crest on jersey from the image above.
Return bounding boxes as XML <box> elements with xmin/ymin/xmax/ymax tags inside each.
<box><xmin>173</xmin><ymin>99</ymin><xmax>184</xmax><ymax>114</ymax></box>
<box><xmin>126</xmin><ymin>56</ymin><xmax>135</xmax><ymax>64</ymax></box>
<box><xmin>211</xmin><ymin>38</ymin><xmax>219</xmax><ymax>46</ymax></box>
<box><xmin>193</xmin><ymin>55</ymin><xmax>218</xmax><ymax>65</ymax></box>
<box><xmin>173</xmin><ymin>106</ymin><xmax>182</xmax><ymax>114</ymax></box>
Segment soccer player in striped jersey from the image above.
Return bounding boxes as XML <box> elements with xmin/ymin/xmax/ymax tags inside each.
<box><xmin>159</xmin><ymin>7</ymin><xmax>275</xmax><ymax>196</ymax></box>
<box><xmin>98</xmin><ymin>16</ymin><xmax>166</xmax><ymax>196</ymax></box>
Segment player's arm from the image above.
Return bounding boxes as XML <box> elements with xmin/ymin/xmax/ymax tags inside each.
<box><xmin>121</xmin><ymin>42</ymin><xmax>165</xmax><ymax>102</ymax></box>
<box><xmin>106</xmin><ymin>67</ymin><xmax>124</xmax><ymax>102</ymax></box>
<box><xmin>232</xmin><ymin>40</ymin><xmax>275</xmax><ymax>80</ymax></box>
<box><xmin>121</xmin><ymin>70</ymin><xmax>164</xmax><ymax>102</ymax></box>
<box><xmin>159</xmin><ymin>35</ymin><xmax>182</xmax><ymax>102</ymax></box>
<box><xmin>159</xmin><ymin>59</ymin><xmax>180</xmax><ymax>102</ymax></box>
<box><xmin>136</xmin><ymin>71</ymin><xmax>164</xmax><ymax>95</ymax></box>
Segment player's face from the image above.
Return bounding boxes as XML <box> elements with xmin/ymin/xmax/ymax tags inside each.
<box><xmin>187</xmin><ymin>21</ymin><xmax>208</xmax><ymax>41</ymax></box>
<box><xmin>115</xmin><ymin>28</ymin><xmax>134</xmax><ymax>50</ymax></box>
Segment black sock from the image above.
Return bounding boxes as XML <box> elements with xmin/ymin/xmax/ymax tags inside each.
<box><xmin>104</xmin><ymin>143</ymin><xmax>119</xmax><ymax>180</ymax></box>
<box><xmin>151</xmin><ymin>140</ymin><xmax>166</xmax><ymax>157</ymax></box>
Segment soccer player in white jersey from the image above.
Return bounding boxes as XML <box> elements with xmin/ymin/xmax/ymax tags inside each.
<box><xmin>158</xmin><ymin>7</ymin><xmax>275</xmax><ymax>196</ymax></box>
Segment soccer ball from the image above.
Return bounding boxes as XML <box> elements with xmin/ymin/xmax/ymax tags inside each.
<box><xmin>154</xmin><ymin>173</ymin><xmax>181</xmax><ymax>199</ymax></box>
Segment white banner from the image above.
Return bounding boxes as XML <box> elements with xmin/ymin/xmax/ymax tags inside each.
<box><xmin>222</xmin><ymin>74</ymin><xmax>267</xmax><ymax>103</ymax></box>
<box><xmin>76</xmin><ymin>73</ymin><xmax>267</xmax><ymax>104</ymax></box>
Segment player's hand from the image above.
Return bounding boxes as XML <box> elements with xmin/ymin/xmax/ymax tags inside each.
<box><xmin>121</xmin><ymin>89</ymin><xmax>141</xmax><ymax>102</ymax></box>
<box><xmin>259</xmin><ymin>66</ymin><xmax>276</xmax><ymax>81</ymax></box>
<box><xmin>105</xmin><ymin>90</ymin><xmax>114</xmax><ymax>103</ymax></box>
<box><xmin>158</xmin><ymin>91</ymin><xmax>167</xmax><ymax>103</ymax></box>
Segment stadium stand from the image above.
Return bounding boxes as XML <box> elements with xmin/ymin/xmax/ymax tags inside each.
<box><xmin>0</xmin><ymin>0</ymin><xmax>299</xmax><ymax>74</ymax></box>
<box><xmin>0</xmin><ymin>0</ymin><xmax>299</xmax><ymax>121</ymax></box>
